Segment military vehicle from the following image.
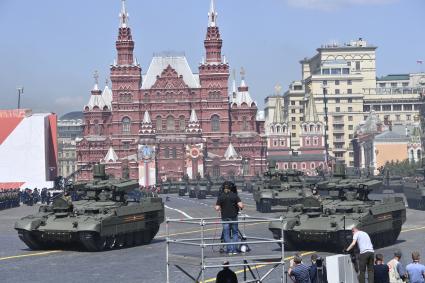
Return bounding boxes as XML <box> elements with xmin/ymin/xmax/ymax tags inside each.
<box><xmin>15</xmin><ymin>164</ymin><xmax>164</xmax><ymax>252</ymax></box>
<box><xmin>178</xmin><ymin>182</ymin><xmax>188</xmax><ymax>196</ymax></box>
<box><xmin>197</xmin><ymin>179</ymin><xmax>209</xmax><ymax>199</ymax></box>
<box><xmin>403</xmin><ymin>166</ymin><xmax>425</xmax><ymax>210</ymax></box>
<box><xmin>372</xmin><ymin>170</ymin><xmax>404</xmax><ymax>194</ymax></box>
<box><xmin>269</xmin><ymin>178</ymin><xmax>406</xmax><ymax>252</ymax></box>
<box><xmin>188</xmin><ymin>181</ymin><xmax>198</xmax><ymax>198</ymax></box>
<box><xmin>253</xmin><ymin>161</ymin><xmax>311</xmax><ymax>213</ymax></box>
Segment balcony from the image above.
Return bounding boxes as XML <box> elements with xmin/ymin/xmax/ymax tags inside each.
<box><xmin>333</xmin><ymin>128</ymin><xmax>345</xmax><ymax>133</ymax></box>
<box><xmin>363</xmin><ymin>87</ymin><xmax>425</xmax><ymax>95</ymax></box>
<box><xmin>333</xmin><ymin>138</ymin><xmax>345</xmax><ymax>143</ymax></box>
<box><xmin>333</xmin><ymin>147</ymin><xmax>347</xmax><ymax>152</ymax></box>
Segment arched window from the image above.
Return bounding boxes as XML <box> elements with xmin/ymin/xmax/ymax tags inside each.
<box><xmin>301</xmin><ymin>163</ymin><xmax>306</xmax><ymax>169</ymax></box>
<box><xmin>313</xmin><ymin>137</ymin><xmax>318</xmax><ymax>146</ymax></box>
<box><xmin>410</xmin><ymin>149</ymin><xmax>415</xmax><ymax>162</ymax></box>
<box><xmin>213</xmin><ymin>165</ymin><xmax>220</xmax><ymax>177</ymax></box>
<box><xmin>276</xmin><ymin>125</ymin><xmax>281</xmax><ymax>133</ymax></box>
<box><xmin>122</xmin><ymin>117</ymin><xmax>131</xmax><ymax>134</ymax></box>
<box><xmin>164</xmin><ymin>147</ymin><xmax>170</xmax><ymax>159</ymax></box>
<box><xmin>167</xmin><ymin>116</ymin><xmax>175</xmax><ymax>131</ymax></box>
<box><xmin>292</xmin><ymin>163</ymin><xmax>297</xmax><ymax>169</ymax></box>
<box><xmin>311</xmin><ymin>163</ymin><xmax>316</xmax><ymax>169</ymax></box>
<box><xmin>156</xmin><ymin>116</ymin><xmax>162</xmax><ymax>131</ymax></box>
<box><xmin>280</xmin><ymin>140</ymin><xmax>285</xmax><ymax>146</ymax></box>
<box><xmin>304</xmin><ymin>125</ymin><xmax>308</xmax><ymax>132</ymax></box>
<box><xmin>284</xmin><ymin>163</ymin><xmax>288</xmax><ymax>169</ymax></box>
<box><xmin>211</xmin><ymin>115</ymin><xmax>220</xmax><ymax>132</ymax></box>
<box><xmin>418</xmin><ymin>149</ymin><xmax>422</xmax><ymax>161</ymax></box>
<box><xmin>172</xmin><ymin>148</ymin><xmax>177</xmax><ymax>159</ymax></box>
<box><xmin>242</xmin><ymin>116</ymin><xmax>249</xmax><ymax>131</ymax></box>
<box><xmin>317</xmin><ymin>125</ymin><xmax>321</xmax><ymax>132</ymax></box>
<box><xmin>310</xmin><ymin>125</ymin><xmax>314</xmax><ymax>132</ymax></box>
<box><xmin>179</xmin><ymin>116</ymin><xmax>185</xmax><ymax>131</ymax></box>
<box><xmin>306</xmin><ymin>137</ymin><xmax>311</xmax><ymax>145</ymax></box>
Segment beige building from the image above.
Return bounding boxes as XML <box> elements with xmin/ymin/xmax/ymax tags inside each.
<box><xmin>57</xmin><ymin>112</ymin><xmax>84</xmax><ymax>178</ymax></box>
<box><xmin>264</xmin><ymin>38</ymin><xmax>424</xmax><ymax>166</ymax></box>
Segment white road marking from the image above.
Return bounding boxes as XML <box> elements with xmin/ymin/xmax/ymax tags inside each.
<box><xmin>164</xmin><ymin>205</ymin><xmax>193</xmax><ymax>219</ymax></box>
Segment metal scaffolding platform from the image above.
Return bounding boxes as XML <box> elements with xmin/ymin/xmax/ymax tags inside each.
<box><xmin>165</xmin><ymin>215</ymin><xmax>285</xmax><ymax>283</ymax></box>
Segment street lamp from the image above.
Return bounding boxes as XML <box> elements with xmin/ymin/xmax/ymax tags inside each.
<box><xmin>321</xmin><ymin>84</ymin><xmax>330</xmax><ymax>168</ymax></box>
<box><xmin>17</xmin><ymin>87</ymin><xmax>24</xmax><ymax>109</ymax></box>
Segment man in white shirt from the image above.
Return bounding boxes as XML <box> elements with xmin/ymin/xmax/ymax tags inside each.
<box><xmin>345</xmin><ymin>226</ymin><xmax>375</xmax><ymax>283</ymax></box>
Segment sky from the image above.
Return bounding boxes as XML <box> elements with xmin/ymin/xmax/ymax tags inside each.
<box><xmin>0</xmin><ymin>0</ymin><xmax>424</xmax><ymax>116</ymax></box>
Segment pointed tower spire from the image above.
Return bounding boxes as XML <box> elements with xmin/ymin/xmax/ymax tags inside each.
<box><xmin>190</xmin><ymin>109</ymin><xmax>198</xmax><ymax>123</ymax></box>
<box><xmin>238</xmin><ymin>67</ymin><xmax>248</xmax><ymax>91</ymax></box>
<box><xmin>224</xmin><ymin>143</ymin><xmax>240</xmax><ymax>160</ymax></box>
<box><xmin>93</xmin><ymin>70</ymin><xmax>100</xmax><ymax>91</ymax></box>
<box><xmin>273</xmin><ymin>84</ymin><xmax>284</xmax><ymax>124</ymax></box>
<box><xmin>143</xmin><ymin>110</ymin><xmax>152</xmax><ymax>124</ymax></box>
<box><xmin>204</xmin><ymin>0</ymin><xmax>222</xmax><ymax>64</ymax></box>
<box><xmin>304</xmin><ymin>93</ymin><xmax>319</xmax><ymax>122</ymax></box>
<box><xmin>116</xmin><ymin>0</ymin><xmax>134</xmax><ymax>66</ymax></box>
<box><xmin>119</xmin><ymin>0</ymin><xmax>129</xmax><ymax>28</ymax></box>
<box><xmin>208</xmin><ymin>0</ymin><xmax>218</xmax><ymax>27</ymax></box>
<box><xmin>232</xmin><ymin>69</ymin><xmax>237</xmax><ymax>94</ymax></box>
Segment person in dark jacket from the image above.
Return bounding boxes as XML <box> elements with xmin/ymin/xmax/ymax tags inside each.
<box><xmin>309</xmin><ymin>254</ymin><xmax>327</xmax><ymax>283</ymax></box>
<box><xmin>374</xmin><ymin>253</ymin><xmax>390</xmax><ymax>283</ymax></box>
<box><xmin>216</xmin><ymin>261</ymin><xmax>238</xmax><ymax>283</ymax></box>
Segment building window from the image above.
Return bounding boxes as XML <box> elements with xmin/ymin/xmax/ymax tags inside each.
<box><xmin>292</xmin><ymin>163</ymin><xmax>297</xmax><ymax>169</ymax></box>
<box><xmin>322</xmin><ymin>69</ymin><xmax>330</xmax><ymax>75</ymax></box>
<box><xmin>122</xmin><ymin>117</ymin><xmax>131</xmax><ymax>134</ymax></box>
<box><xmin>342</xmin><ymin>68</ymin><xmax>350</xmax><ymax>74</ymax></box>
<box><xmin>300</xmin><ymin>108</ymin><xmax>304</xmax><ymax>113</ymax></box>
<box><xmin>393</xmin><ymin>105</ymin><xmax>402</xmax><ymax>111</ymax></box>
<box><xmin>310</xmin><ymin>163</ymin><xmax>316</xmax><ymax>169</ymax></box>
<box><xmin>291</xmin><ymin>117</ymin><xmax>296</xmax><ymax>121</ymax></box>
<box><xmin>396</xmin><ymin>115</ymin><xmax>400</xmax><ymax>121</ymax></box>
<box><xmin>164</xmin><ymin>147</ymin><xmax>170</xmax><ymax>159</ymax></box>
<box><xmin>347</xmin><ymin>89</ymin><xmax>352</xmax><ymax>94</ymax></box>
<box><xmin>273</xmin><ymin>140</ymin><xmax>278</xmax><ymax>147</ymax></box>
<box><xmin>335</xmin><ymin>80</ymin><xmax>340</xmax><ymax>85</ymax></box>
<box><xmin>335</xmin><ymin>98</ymin><xmax>340</xmax><ymax>103</ymax></box>
<box><xmin>323</xmin><ymin>80</ymin><xmax>328</xmax><ymax>86</ymax></box>
<box><xmin>291</xmin><ymin>101</ymin><xmax>296</xmax><ymax>105</ymax></box>
<box><xmin>364</xmin><ymin>105</ymin><xmax>370</xmax><ymax>112</ymax></box>
<box><xmin>402</xmin><ymin>82</ymin><xmax>409</xmax><ymax>87</ymax></box>
<box><xmin>379</xmin><ymin>83</ymin><xmax>386</xmax><ymax>87</ymax></box>
<box><xmin>211</xmin><ymin>115</ymin><xmax>220</xmax><ymax>132</ymax></box>
<box><xmin>349</xmin><ymin>152</ymin><xmax>354</xmax><ymax>157</ymax></box>
<box><xmin>94</xmin><ymin>120</ymin><xmax>100</xmax><ymax>135</ymax></box>
<box><xmin>172</xmin><ymin>148</ymin><xmax>177</xmax><ymax>159</ymax></box>
<box><xmin>348</xmin><ymin>107</ymin><xmax>353</xmax><ymax>112</ymax></box>
<box><xmin>212</xmin><ymin>139</ymin><xmax>219</xmax><ymax>147</ymax></box>
<box><xmin>313</xmin><ymin>137</ymin><xmax>318</xmax><ymax>145</ymax></box>
<box><xmin>348</xmin><ymin>125</ymin><xmax>353</xmax><ymax>130</ymax></box>
<box><xmin>355</xmin><ymin>61</ymin><xmax>361</xmax><ymax>71</ymax></box>
<box><xmin>291</xmin><ymin>109</ymin><xmax>296</xmax><ymax>114</ymax></box>
<box><xmin>348</xmin><ymin>134</ymin><xmax>353</xmax><ymax>139</ymax></box>
<box><xmin>300</xmin><ymin>117</ymin><xmax>304</xmax><ymax>122</ymax></box>
<box><xmin>348</xmin><ymin>80</ymin><xmax>352</xmax><ymax>85</ymax></box>
<box><xmin>404</xmin><ymin>104</ymin><xmax>412</xmax><ymax>111</ymax></box>
<box><xmin>335</xmin><ymin>152</ymin><xmax>344</xmax><ymax>158</ymax></box>
<box><xmin>292</xmin><ymin>133</ymin><xmax>296</xmax><ymax>137</ymax></box>
<box><xmin>302</xmin><ymin>163</ymin><xmax>306</xmax><ymax>169</ymax></box>
<box><xmin>407</xmin><ymin>115</ymin><xmax>411</xmax><ymax>121</ymax></box>
<box><xmin>156</xmin><ymin>116</ymin><xmax>162</xmax><ymax>131</ymax></box>
<box><xmin>213</xmin><ymin>165</ymin><xmax>220</xmax><ymax>177</ymax></box>
<box><xmin>292</xmin><ymin>125</ymin><xmax>296</xmax><ymax>130</ymax></box>
<box><xmin>179</xmin><ymin>116</ymin><xmax>185</xmax><ymax>131</ymax></box>
<box><xmin>283</xmin><ymin>163</ymin><xmax>288</xmax><ymax>169</ymax></box>
<box><xmin>336</xmin><ymin>107</ymin><xmax>340</xmax><ymax>112</ymax></box>
<box><xmin>348</xmin><ymin>116</ymin><xmax>353</xmax><ymax>121</ymax></box>
<box><xmin>391</xmin><ymin>82</ymin><xmax>397</xmax><ymax>87</ymax></box>
<box><xmin>348</xmin><ymin>98</ymin><xmax>353</xmax><ymax>103</ymax></box>
<box><xmin>306</xmin><ymin>138</ymin><xmax>310</xmax><ymax>145</ymax></box>
<box><xmin>280</xmin><ymin>140</ymin><xmax>285</xmax><ymax>146</ymax></box>
<box><xmin>373</xmin><ymin>105</ymin><xmax>381</xmax><ymax>111</ymax></box>
<box><xmin>335</xmin><ymin>89</ymin><xmax>340</xmax><ymax>94</ymax></box>
<box><xmin>382</xmin><ymin>105</ymin><xmax>391</xmax><ymax>111</ymax></box>
<box><xmin>167</xmin><ymin>116</ymin><xmax>175</xmax><ymax>131</ymax></box>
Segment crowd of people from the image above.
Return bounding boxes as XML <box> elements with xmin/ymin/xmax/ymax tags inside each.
<box><xmin>0</xmin><ymin>188</ymin><xmax>20</xmax><ymax>210</ymax></box>
<box><xmin>20</xmin><ymin>188</ymin><xmax>52</xmax><ymax>206</ymax></box>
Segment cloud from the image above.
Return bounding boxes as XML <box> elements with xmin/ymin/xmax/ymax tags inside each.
<box><xmin>286</xmin><ymin>0</ymin><xmax>396</xmax><ymax>11</ymax></box>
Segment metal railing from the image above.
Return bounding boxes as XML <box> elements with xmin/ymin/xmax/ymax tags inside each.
<box><xmin>165</xmin><ymin>215</ymin><xmax>285</xmax><ymax>283</ymax></box>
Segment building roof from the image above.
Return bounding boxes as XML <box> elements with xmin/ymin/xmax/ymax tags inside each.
<box><xmin>104</xmin><ymin>147</ymin><xmax>118</xmax><ymax>163</ymax></box>
<box><xmin>141</xmin><ymin>56</ymin><xmax>200</xmax><ymax>89</ymax></box>
<box><xmin>375</xmin><ymin>130</ymin><xmax>409</xmax><ymax>142</ymax></box>
<box><xmin>143</xmin><ymin>110</ymin><xmax>151</xmax><ymax>124</ymax></box>
<box><xmin>272</xmin><ymin>95</ymin><xmax>285</xmax><ymax>124</ymax></box>
<box><xmin>101</xmin><ymin>85</ymin><xmax>113</xmax><ymax>109</ymax></box>
<box><xmin>304</xmin><ymin>93</ymin><xmax>319</xmax><ymax>123</ymax></box>
<box><xmin>224</xmin><ymin>143</ymin><xmax>240</xmax><ymax>160</ymax></box>
<box><xmin>60</xmin><ymin>111</ymin><xmax>83</xmax><ymax>120</ymax></box>
<box><xmin>86</xmin><ymin>92</ymin><xmax>108</xmax><ymax>110</ymax></box>
<box><xmin>377</xmin><ymin>74</ymin><xmax>410</xmax><ymax>81</ymax></box>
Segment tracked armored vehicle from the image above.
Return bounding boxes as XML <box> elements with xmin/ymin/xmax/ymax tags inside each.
<box><xmin>15</xmin><ymin>164</ymin><xmax>164</xmax><ymax>252</ymax></box>
<box><xmin>253</xmin><ymin>162</ymin><xmax>311</xmax><ymax>213</ymax></box>
<box><xmin>403</xmin><ymin>166</ymin><xmax>425</xmax><ymax>210</ymax></box>
<box><xmin>269</xmin><ymin>178</ymin><xmax>406</xmax><ymax>252</ymax></box>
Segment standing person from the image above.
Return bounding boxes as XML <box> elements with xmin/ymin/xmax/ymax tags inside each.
<box><xmin>216</xmin><ymin>261</ymin><xmax>238</xmax><ymax>283</ymax></box>
<box><xmin>388</xmin><ymin>250</ymin><xmax>407</xmax><ymax>283</ymax></box>
<box><xmin>374</xmin><ymin>254</ymin><xmax>389</xmax><ymax>283</ymax></box>
<box><xmin>406</xmin><ymin>251</ymin><xmax>425</xmax><ymax>283</ymax></box>
<box><xmin>289</xmin><ymin>255</ymin><xmax>311</xmax><ymax>283</ymax></box>
<box><xmin>309</xmin><ymin>254</ymin><xmax>327</xmax><ymax>283</ymax></box>
<box><xmin>345</xmin><ymin>226</ymin><xmax>375</xmax><ymax>283</ymax></box>
<box><xmin>215</xmin><ymin>181</ymin><xmax>244</xmax><ymax>255</ymax></box>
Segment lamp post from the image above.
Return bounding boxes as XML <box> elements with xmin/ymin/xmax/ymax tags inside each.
<box><xmin>17</xmin><ymin>87</ymin><xmax>24</xmax><ymax>109</ymax></box>
<box><xmin>321</xmin><ymin>85</ymin><xmax>330</xmax><ymax>168</ymax></box>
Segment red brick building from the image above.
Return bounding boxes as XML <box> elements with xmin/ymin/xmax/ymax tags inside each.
<box><xmin>76</xmin><ymin>0</ymin><xmax>265</xmax><ymax>185</ymax></box>
<box><xmin>266</xmin><ymin>93</ymin><xmax>326</xmax><ymax>175</ymax></box>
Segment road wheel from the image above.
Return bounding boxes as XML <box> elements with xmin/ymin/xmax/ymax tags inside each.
<box><xmin>79</xmin><ymin>231</ymin><xmax>107</xmax><ymax>252</ymax></box>
<box><xmin>17</xmin><ymin>230</ymin><xmax>44</xmax><ymax>250</ymax></box>
<box><xmin>106</xmin><ymin>236</ymin><xmax>116</xmax><ymax>249</ymax></box>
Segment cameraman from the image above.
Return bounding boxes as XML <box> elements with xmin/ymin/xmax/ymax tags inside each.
<box><xmin>215</xmin><ymin>181</ymin><xmax>244</xmax><ymax>255</ymax></box>
<box><xmin>309</xmin><ymin>254</ymin><xmax>328</xmax><ymax>283</ymax></box>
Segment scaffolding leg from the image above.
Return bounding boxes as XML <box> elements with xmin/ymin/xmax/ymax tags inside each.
<box><xmin>244</xmin><ymin>260</ymin><xmax>259</xmax><ymax>280</ymax></box>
